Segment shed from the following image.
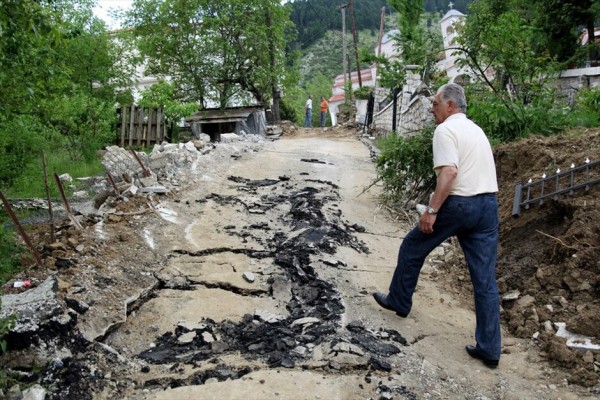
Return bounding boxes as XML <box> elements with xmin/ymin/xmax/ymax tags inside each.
<box><xmin>186</xmin><ymin>107</ymin><xmax>266</xmax><ymax>142</ymax></box>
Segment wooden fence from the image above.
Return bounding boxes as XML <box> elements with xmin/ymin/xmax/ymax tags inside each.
<box><xmin>119</xmin><ymin>105</ymin><xmax>169</xmax><ymax>147</ymax></box>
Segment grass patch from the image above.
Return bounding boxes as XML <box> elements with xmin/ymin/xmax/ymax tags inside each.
<box><xmin>0</xmin><ymin>217</ymin><xmax>27</xmax><ymax>286</ymax></box>
<box><xmin>3</xmin><ymin>151</ymin><xmax>104</xmax><ymax>199</ymax></box>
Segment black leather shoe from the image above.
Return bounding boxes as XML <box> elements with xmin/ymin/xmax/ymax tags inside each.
<box><xmin>372</xmin><ymin>292</ymin><xmax>408</xmax><ymax>318</ymax></box>
<box><xmin>465</xmin><ymin>345</ymin><xmax>499</xmax><ymax>368</ymax></box>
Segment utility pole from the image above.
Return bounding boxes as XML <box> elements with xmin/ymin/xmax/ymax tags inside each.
<box><xmin>349</xmin><ymin>0</ymin><xmax>362</xmax><ymax>87</ymax></box>
<box><xmin>377</xmin><ymin>6</ymin><xmax>385</xmax><ymax>57</ymax></box>
<box><xmin>266</xmin><ymin>9</ymin><xmax>280</xmax><ymax>124</ymax></box>
<box><xmin>375</xmin><ymin>6</ymin><xmax>385</xmax><ymax>88</ymax></box>
<box><xmin>337</xmin><ymin>3</ymin><xmax>348</xmax><ymax>101</ymax></box>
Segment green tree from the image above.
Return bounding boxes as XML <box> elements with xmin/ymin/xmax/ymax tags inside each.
<box><xmin>0</xmin><ymin>0</ymin><xmax>132</xmax><ymax>187</ymax></box>
<box><xmin>138</xmin><ymin>80</ymin><xmax>199</xmax><ymax>139</ymax></box>
<box><xmin>375</xmin><ymin>125</ymin><xmax>436</xmax><ymax>207</ymax></box>
<box><xmin>127</xmin><ymin>0</ymin><xmax>292</xmax><ymax>110</ymax></box>
<box><xmin>289</xmin><ymin>0</ymin><xmax>387</xmax><ymax>49</ymax></box>
<box><xmin>455</xmin><ymin>0</ymin><xmax>571</xmax><ymax>140</ymax></box>
<box><xmin>304</xmin><ymin>73</ymin><xmax>333</xmax><ymax>125</ymax></box>
<box><xmin>362</xmin><ymin>0</ymin><xmax>441</xmax><ymax>90</ymax></box>
<box><xmin>531</xmin><ymin>0</ymin><xmax>600</xmax><ymax>65</ymax></box>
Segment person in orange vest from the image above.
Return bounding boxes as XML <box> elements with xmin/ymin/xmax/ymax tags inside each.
<box><xmin>319</xmin><ymin>96</ymin><xmax>329</xmax><ymax>128</ymax></box>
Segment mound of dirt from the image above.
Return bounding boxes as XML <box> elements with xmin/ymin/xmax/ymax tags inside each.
<box><xmin>437</xmin><ymin>128</ymin><xmax>600</xmax><ymax>387</ymax></box>
<box><xmin>495</xmin><ymin>128</ymin><xmax>600</xmax><ymax>386</ymax></box>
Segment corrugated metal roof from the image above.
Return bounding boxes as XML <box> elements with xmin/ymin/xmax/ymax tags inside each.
<box><xmin>185</xmin><ymin>107</ymin><xmax>262</xmax><ymax>122</ymax></box>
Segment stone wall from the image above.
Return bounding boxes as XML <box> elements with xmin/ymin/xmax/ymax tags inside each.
<box><xmin>371</xmin><ymin>65</ymin><xmax>433</xmax><ymax>136</ymax></box>
<box><xmin>557</xmin><ymin>66</ymin><xmax>600</xmax><ymax>104</ymax></box>
<box><xmin>371</xmin><ymin>65</ymin><xmax>600</xmax><ymax>137</ymax></box>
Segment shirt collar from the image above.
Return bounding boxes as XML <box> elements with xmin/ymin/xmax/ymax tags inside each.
<box><xmin>444</xmin><ymin>113</ymin><xmax>467</xmax><ymax>122</ymax></box>
<box><xmin>446</xmin><ymin>113</ymin><xmax>466</xmax><ymax>121</ymax></box>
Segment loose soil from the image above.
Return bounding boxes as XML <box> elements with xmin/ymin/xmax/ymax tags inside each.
<box><xmin>1</xmin><ymin>125</ymin><xmax>599</xmax><ymax>399</ymax></box>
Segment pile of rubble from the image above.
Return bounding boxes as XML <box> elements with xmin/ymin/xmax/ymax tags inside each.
<box><xmin>0</xmin><ymin>131</ymin><xmax>273</xmax><ymax>398</ymax></box>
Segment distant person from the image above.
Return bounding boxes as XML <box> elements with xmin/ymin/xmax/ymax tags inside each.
<box><xmin>304</xmin><ymin>95</ymin><xmax>312</xmax><ymax>127</ymax></box>
<box><xmin>319</xmin><ymin>96</ymin><xmax>329</xmax><ymax>128</ymax></box>
<box><xmin>372</xmin><ymin>83</ymin><xmax>501</xmax><ymax>369</ymax></box>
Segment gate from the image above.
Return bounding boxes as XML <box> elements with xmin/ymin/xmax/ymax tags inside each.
<box><xmin>119</xmin><ymin>105</ymin><xmax>169</xmax><ymax>147</ymax></box>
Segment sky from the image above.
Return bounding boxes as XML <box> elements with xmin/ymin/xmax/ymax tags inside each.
<box><xmin>93</xmin><ymin>0</ymin><xmax>133</xmax><ymax>29</ymax></box>
<box><xmin>93</xmin><ymin>0</ymin><xmax>290</xmax><ymax>29</ymax></box>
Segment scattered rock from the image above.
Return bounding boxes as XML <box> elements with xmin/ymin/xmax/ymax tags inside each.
<box><xmin>242</xmin><ymin>271</ymin><xmax>255</xmax><ymax>283</ymax></box>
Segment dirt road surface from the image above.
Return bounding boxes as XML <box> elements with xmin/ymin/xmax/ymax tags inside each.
<box><xmin>2</xmin><ymin>126</ymin><xmax>597</xmax><ymax>399</ymax></box>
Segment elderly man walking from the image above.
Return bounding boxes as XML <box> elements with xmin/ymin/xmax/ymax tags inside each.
<box><xmin>372</xmin><ymin>83</ymin><xmax>501</xmax><ymax>368</ymax></box>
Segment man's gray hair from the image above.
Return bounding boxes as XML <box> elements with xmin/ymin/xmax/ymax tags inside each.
<box><xmin>437</xmin><ymin>83</ymin><xmax>467</xmax><ymax>112</ymax></box>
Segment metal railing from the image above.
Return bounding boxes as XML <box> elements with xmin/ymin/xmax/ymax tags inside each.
<box><xmin>512</xmin><ymin>160</ymin><xmax>599</xmax><ymax>217</ymax></box>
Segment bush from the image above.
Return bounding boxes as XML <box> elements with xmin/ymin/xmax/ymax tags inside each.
<box><xmin>353</xmin><ymin>86</ymin><xmax>372</xmax><ymax>100</ymax></box>
<box><xmin>279</xmin><ymin>98</ymin><xmax>298</xmax><ymax>122</ymax></box>
<box><xmin>465</xmin><ymin>85</ymin><xmax>569</xmax><ymax>143</ymax></box>
<box><xmin>1</xmin><ymin>296</ymin><xmax>17</xmax><ymax>391</ymax></box>
<box><xmin>48</xmin><ymin>93</ymin><xmax>117</xmax><ymax>162</ymax></box>
<box><xmin>0</xmin><ymin>116</ymin><xmax>49</xmax><ymax>189</ymax></box>
<box><xmin>0</xmin><ymin>298</ymin><xmax>16</xmax><ymax>353</ymax></box>
<box><xmin>375</xmin><ymin>126</ymin><xmax>436</xmax><ymax>208</ymax></box>
<box><xmin>0</xmin><ymin>220</ymin><xmax>23</xmax><ymax>286</ymax></box>
<box><xmin>567</xmin><ymin>88</ymin><xmax>600</xmax><ymax>128</ymax></box>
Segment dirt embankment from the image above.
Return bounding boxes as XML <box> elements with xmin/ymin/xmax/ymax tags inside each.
<box><xmin>438</xmin><ymin>128</ymin><xmax>600</xmax><ymax>387</ymax></box>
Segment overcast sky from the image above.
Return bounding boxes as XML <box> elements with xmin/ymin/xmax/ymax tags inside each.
<box><xmin>93</xmin><ymin>0</ymin><xmax>133</xmax><ymax>29</ymax></box>
<box><xmin>93</xmin><ymin>0</ymin><xmax>290</xmax><ymax>29</ymax></box>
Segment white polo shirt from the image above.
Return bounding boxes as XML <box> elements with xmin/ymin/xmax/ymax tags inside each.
<box><xmin>432</xmin><ymin>113</ymin><xmax>498</xmax><ymax>196</ymax></box>
<box><xmin>306</xmin><ymin>98</ymin><xmax>312</xmax><ymax>109</ymax></box>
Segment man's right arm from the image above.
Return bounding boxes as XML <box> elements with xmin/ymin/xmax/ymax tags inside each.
<box><xmin>430</xmin><ymin>166</ymin><xmax>457</xmax><ymax>210</ymax></box>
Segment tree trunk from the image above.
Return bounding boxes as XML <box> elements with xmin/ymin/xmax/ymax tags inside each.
<box><xmin>587</xmin><ymin>17</ymin><xmax>597</xmax><ymax>66</ymax></box>
<box><xmin>267</xmin><ymin>9</ymin><xmax>280</xmax><ymax>124</ymax></box>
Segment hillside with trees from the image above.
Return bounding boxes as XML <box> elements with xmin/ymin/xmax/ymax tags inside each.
<box><xmin>289</xmin><ymin>0</ymin><xmax>472</xmax><ymax>49</ymax></box>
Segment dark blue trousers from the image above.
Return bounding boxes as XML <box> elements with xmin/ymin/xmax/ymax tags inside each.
<box><xmin>387</xmin><ymin>193</ymin><xmax>501</xmax><ymax>360</ymax></box>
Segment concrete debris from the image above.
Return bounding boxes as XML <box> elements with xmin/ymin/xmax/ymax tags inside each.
<box><xmin>266</xmin><ymin>125</ymin><xmax>283</xmax><ymax>137</ymax></box>
<box><xmin>139</xmin><ymin>185</ymin><xmax>169</xmax><ymax>194</ymax></box>
<box><xmin>502</xmin><ymin>291</ymin><xmax>520</xmax><ymax>301</ymax></box>
<box><xmin>220</xmin><ymin>133</ymin><xmax>240</xmax><ymax>143</ymax></box>
<box><xmin>177</xmin><ymin>331</ymin><xmax>196</xmax><ymax>344</ymax></box>
<box><xmin>0</xmin><ymin>276</ymin><xmax>63</xmax><ymax>334</ymax></box>
<box><xmin>58</xmin><ymin>173</ymin><xmax>73</xmax><ymax>182</ymax></box>
<box><xmin>254</xmin><ymin>309</ymin><xmax>285</xmax><ymax>323</ymax></box>
<box><xmin>22</xmin><ymin>384</ymin><xmax>47</xmax><ymax>400</ymax></box>
<box><xmin>290</xmin><ymin>317</ymin><xmax>321</xmax><ymax>327</ymax></box>
<box><xmin>242</xmin><ymin>271</ymin><xmax>255</xmax><ymax>283</ymax></box>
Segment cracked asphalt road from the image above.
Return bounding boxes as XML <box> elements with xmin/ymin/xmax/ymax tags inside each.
<box><xmin>5</xmin><ymin>127</ymin><xmax>593</xmax><ymax>400</ymax></box>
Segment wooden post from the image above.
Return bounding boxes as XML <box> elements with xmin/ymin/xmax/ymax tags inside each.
<box><xmin>106</xmin><ymin>173</ymin><xmax>120</xmax><ymax>196</ymax></box>
<box><xmin>53</xmin><ymin>173</ymin><xmax>72</xmax><ymax>215</ymax></box>
<box><xmin>146</xmin><ymin>107</ymin><xmax>153</xmax><ymax>148</ymax></box>
<box><xmin>156</xmin><ymin>108</ymin><xmax>161</xmax><ymax>142</ymax></box>
<box><xmin>163</xmin><ymin>108</ymin><xmax>168</xmax><ymax>142</ymax></box>
<box><xmin>41</xmin><ymin>152</ymin><xmax>54</xmax><ymax>243</ymax></box>
<box><xmin>120</xmin><ymin>107</ymin><xmax>126</xmax><ymax>147</ymax></box>
<box><xmin>137</xmin><ymin>107</ymin><xmax>144</xmax><ymax>146</ymax></box>
<box><xmin>128</xmin><ymin>104</ymin><xmax>135</xmax><ymax>147</ymax></box>
<box><xmin>129</xmin><ymin>149</ymin><xmax>151</xmax><ymax>177</ymax></box>
<box><xmin>0</xmin><ymin>191</ymin><xmax>44</xmax><ymax>268</ymax></box>
<box><xmin>349</xmin><ymin>0</ymin><xmax>362</xmax><ymax>87</ymax></box>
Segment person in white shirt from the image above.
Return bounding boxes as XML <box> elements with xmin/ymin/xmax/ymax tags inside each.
<box><xmin>304</xmin><ymin>95</ymin><xmax>312</xmax><ymax>127</ymax></box>
<box><xmin>373</xmin><ymin>83</ymin><xmax>501</xmax><ymax>369</ymax></box>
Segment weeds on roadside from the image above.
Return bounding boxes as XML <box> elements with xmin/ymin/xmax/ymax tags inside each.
<box><xmin>374</xmin><ymin>126</ymin><xmax>436</xmax><ymax>210</ymax></box>
<box><xmin>0</xmin><ymin>297</ymin><xmax>17</xmax><ymax>392</ymax></box>
<box><xmin>3</xmin><ymin>151</ymin><xmax>104</xmax><ymax>199</ymax></box>
<box><xmin>0</xmin><ymin>219</ymin><xmax>25</xmax><ymax>286</ymax></box>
